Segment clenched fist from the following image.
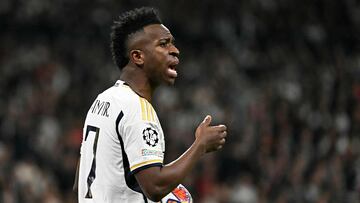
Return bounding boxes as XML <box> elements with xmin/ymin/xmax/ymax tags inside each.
<box><xmin>195</xmin><ymin>115</ymin><xmax>227</xmax><ymax>153</ymax></box>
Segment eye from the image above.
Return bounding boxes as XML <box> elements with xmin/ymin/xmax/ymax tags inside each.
<box><xmin>159</xmin><ymin>41</ymin><xmax>168</xmax><ymax>47</ymax></box>
<box><xmin>160</xmin><ymin>42</ymin><xmax>167</xmax><ymax>47</ymax></box>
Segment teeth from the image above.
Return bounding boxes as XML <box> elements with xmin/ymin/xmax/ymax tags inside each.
<box><xmin>167</xmin><ymin>68</ymin><xmax>178</xmax><ymax>77</ymax></box>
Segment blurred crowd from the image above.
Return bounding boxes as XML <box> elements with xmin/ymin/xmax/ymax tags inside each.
<box><xmin>1</xmin><ymin>0</ymin><xmax>360</xmax><ymax>202</ymax></box>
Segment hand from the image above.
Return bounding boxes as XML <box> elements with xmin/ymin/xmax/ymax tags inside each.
<box><xmin>195</xmin><ymin>115</ymin><xmax>227</xmax><ymax>153</ymax></box>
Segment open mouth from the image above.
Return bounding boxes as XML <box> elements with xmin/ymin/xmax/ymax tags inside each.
<box><xmin>167</xmin><ymin>60</ymin><xmax>179</xmax><ymax>78</ymax></box>
<box><xmin>169</xmin><ymin>64</ymin><xmax>177</xmax><ymax>70</ymax></box>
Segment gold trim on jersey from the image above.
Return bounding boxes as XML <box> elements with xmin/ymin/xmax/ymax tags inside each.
<box><xmin>130</xmin><ymin>159</ymin><xmax>163</xmax><ymax>171</ymax></box>
<box><xmin>139</xmin><ymin>97</ymin><xmax>156</xmax><ymax>122</ymax></box>
<box><xmin>121</xmin><ymin>84</ymin><xmax>130</xmax><ymax>89</ymax></box>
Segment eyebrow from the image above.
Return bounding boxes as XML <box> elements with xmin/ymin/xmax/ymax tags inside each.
<box><xmin>159</xmin><ymin>36</ymin><xmax>175</xmax><ymax>43</ymax></box>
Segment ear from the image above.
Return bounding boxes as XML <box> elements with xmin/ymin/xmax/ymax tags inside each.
<box><xmin>129</xmin><ymin>50</ymin><xmax>144</xmax><ymax>67</ymax></box>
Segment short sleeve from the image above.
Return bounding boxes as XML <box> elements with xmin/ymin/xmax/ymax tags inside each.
<box><xmin>120</xmin><ymin>97</ymin><xmax>165</xmax><ymax>174</ymax></box>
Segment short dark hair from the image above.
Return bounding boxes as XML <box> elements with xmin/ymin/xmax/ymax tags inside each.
<box><xmin>110</xmin><ymin>7</ymin><xmax>162</xmax><ymax>70</ymax></box>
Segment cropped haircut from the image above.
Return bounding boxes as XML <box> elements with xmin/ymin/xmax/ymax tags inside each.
<box><xmin>110</xmin><ymin>7</ymin><xmax>162</xmax><ymax>70</ymax></box>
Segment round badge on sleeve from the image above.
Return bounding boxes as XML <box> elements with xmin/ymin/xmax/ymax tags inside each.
<box><xmin>142</xmin><ymin>127</ymin><xmax>159</xmax><ymax>147</ymax></box>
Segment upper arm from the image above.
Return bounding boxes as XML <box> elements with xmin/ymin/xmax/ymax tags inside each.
<box><xmin>122</xmin><ymin>120</ymin><xmax>164</xmax><ymax>173</ymax></box>
<box><xmin>133</xmin><ymin>165</ymin><xmax>180</xmax><ymax>202</ymax></box>
<box><xmin>134</xmin><ymin>165</ymin><xmax>163</xmax><ymax>200</ymax></box>
<box><xmin>118</xmin><ymin>97</ymin><xmax>166</xmax><ymax>195</ymax></box>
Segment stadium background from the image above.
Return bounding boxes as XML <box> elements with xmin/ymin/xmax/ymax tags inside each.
<box><xmin>1</xmin><ymin>0</ymin><xmax>360</xmax><ymax>202</ymax></box>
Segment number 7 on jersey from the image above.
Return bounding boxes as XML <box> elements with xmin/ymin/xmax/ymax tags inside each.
<box><xmin>84</xmin><ymin>125</ymin><xmax>100</xmax><ymax>198</ymax></box>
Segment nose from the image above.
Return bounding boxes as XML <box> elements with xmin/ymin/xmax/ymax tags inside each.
<box><xmin>169</xmin><ymin>45</ymin><xmax>180</xmax><ymax>58</ymax></box>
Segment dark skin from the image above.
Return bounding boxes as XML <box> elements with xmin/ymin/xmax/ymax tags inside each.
<box><xmin>73</xmin><ymin>24</ymin><xmax>227</xmax><ymax>201</ymax></box>
<box><xmin>121</xmin><ymin>24</ymin><xmax>180</xmax><ymax>100</ymax></box>
<box><xmin>121</xmin><ymin>24</ymin><xmax>227</xmax><ymax>201</ymax></box>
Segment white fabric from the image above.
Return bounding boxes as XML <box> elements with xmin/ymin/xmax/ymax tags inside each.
<box><xmin>78</xmin><ymin>80</ymin><xmax>165</xmax><ymax>203</ymax></box>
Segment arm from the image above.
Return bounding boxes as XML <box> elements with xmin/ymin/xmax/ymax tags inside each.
<box><xmin>134</xmin><ymin>115</ymin><xmax>227</xmax><ymax>201</ymax></box>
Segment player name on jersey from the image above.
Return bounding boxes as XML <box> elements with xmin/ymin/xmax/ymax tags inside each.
<box><xmin>90</xmin><ymin>99</ymin><xmax>110</xmax><ymax>117</ymax></box>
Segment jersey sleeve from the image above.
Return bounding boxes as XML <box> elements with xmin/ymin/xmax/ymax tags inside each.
<box><xmin>119</xmin><ymin>97</ymin><xmax>165</xmax><ymax>174</ymax></box>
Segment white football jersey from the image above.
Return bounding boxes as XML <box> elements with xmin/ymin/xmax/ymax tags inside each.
<box><xmin>78</xmin><ymin>80</ymin><xmax>165</xmax><ymax>203</ymax></box>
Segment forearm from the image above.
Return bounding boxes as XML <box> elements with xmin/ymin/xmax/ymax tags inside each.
<box><xmin>135</xmin><ymin>139</ymin><xmax>205</xmax><ymax>201</ymax></box>
<box><xmin>135</xmin><ymin>115</ymin><xmax>227</xmax><ymax>201</ymax></box>
<box><xmin>159</xmin><ymin>139</ymin><xmax>204</xmax><ymax>190</ymax></box>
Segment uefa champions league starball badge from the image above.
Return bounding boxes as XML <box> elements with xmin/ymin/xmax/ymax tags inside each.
<box><xmin>142</xmin><ymin>127</ymin><xmax>159</xmax><ymax>147</ymax></box>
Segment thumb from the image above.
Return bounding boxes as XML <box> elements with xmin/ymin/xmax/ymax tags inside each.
<box><xmin>202</xmin><ymin>115</ymin><xmax>212</xmax><ymax>126</ymax></box>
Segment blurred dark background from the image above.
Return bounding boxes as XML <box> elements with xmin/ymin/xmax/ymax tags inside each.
<box><xmin>1</xmin><ymin>0</ymin><xmax>360</xmax><ymax>202</ymax></box>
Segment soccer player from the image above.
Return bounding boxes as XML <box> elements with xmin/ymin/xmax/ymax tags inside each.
<box><xmin>75</xmin><ymin>7</ymin><xmax>227</xmax><ymax>203</ymax></box>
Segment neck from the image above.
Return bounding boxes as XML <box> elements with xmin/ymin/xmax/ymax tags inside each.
<box><xmin>119</xmin><ymin>65</ymin><xmax>155</xmax><ymax>102</ymax></box>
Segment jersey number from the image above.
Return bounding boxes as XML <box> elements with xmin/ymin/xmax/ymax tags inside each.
<box><xmin>84</xmin><ymin>125</ymin><xmax>100</xmax><ymax>198</ymax></box>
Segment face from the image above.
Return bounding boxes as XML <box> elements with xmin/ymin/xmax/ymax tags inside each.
<box><xmin>136</xmin><ymin>24</ymin><xmax>180</xmax><ymax>86</ymax></box>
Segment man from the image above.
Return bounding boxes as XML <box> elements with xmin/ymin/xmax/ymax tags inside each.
<box><xmin>75</xmin><ymin>7</ymin><xmax>227</xmax><ymax>202</ymax></box>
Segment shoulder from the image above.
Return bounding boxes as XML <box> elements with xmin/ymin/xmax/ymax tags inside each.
<box><xmin>98</xmin><ymin>81</ymin><xmax>137</xmax><ymax>105</ymax></box>
<box><xmin>94</xmin><ymin>81</ymin><xmax>158</xmax><ymax>123</ymax></box>
<box><xmin>86</xmin><ymin>81</ymin><xmax>138</xmax><ymax>119</ymax></box>
<box><xmin>102</xmin><ymin>81</ymin><xmax>147</xmax><ymax>118</ymax></box>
